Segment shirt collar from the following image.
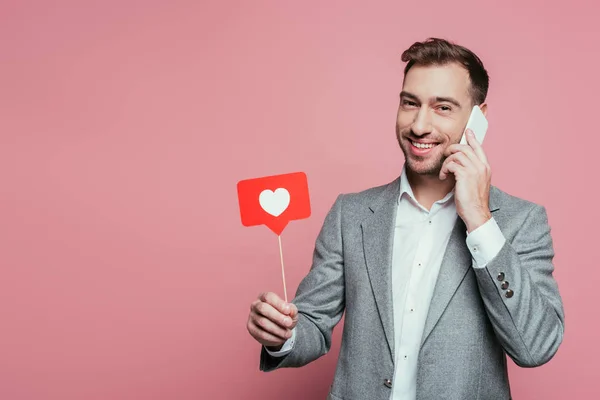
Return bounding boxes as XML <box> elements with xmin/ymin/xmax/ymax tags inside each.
<box><xmin>398</xmin><ymin>165</ymin><xmax>455</xmax><ymax>206</ymax></box>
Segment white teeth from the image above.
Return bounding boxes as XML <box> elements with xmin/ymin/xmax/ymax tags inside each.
<box><xmin>412</xmin><ymin>141</ymin><xmax>435</xmax><ymax>149</ymax></box>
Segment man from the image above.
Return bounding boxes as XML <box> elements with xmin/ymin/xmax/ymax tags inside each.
<box><xmin>246</xmin><ymin>38</ymin><xmax>565</xmax><ymax>400</ymax></box>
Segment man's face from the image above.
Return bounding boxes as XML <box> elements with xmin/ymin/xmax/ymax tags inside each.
<box><xmin>396</xmin><ymin>63</ymin><xmax>483</xmax><ymax>176</ymax></box>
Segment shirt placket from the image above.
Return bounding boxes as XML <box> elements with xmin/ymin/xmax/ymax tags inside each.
<box><xmin>397</xmin><ymin>210</ymin><xmax>432</xmax><ymax>371</ymax></box>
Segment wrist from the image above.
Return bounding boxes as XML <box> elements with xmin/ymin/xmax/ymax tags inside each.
<box><xmin>464</xmin><ymin>210</ymin><xmax>492</xmax><ymax>233</ymax></box>
<box><xmin>265</xmin><ymin>344</ymin><xmax>284</xmax><ymax>352</ymax></box>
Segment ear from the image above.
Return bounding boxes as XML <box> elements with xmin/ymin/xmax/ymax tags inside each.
<box><xmin>479</xmin><ymin>103</ymin><xmax>488</xmax><ymax>117</ymax></box>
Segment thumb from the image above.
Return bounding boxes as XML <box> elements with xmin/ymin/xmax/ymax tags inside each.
<box><xmin>288</xmin><ymin>303</ymin><xmax>299</xmax><ymax>322</ymax></box>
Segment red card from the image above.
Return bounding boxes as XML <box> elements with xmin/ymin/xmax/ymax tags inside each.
<box><xmin>237</xmin><ymin>172</ymin><xmax>311</xmax><ymax>235</ymax></box>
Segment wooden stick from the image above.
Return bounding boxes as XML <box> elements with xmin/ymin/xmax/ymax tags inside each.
<box><xmin>278</xmin><ymin>235</ymin><xmax>288</xmax><ymax>303</ymax></box>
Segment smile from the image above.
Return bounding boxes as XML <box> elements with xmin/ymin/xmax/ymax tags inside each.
<box><xmin>409</xmin><ymin>140</ymin><xmax>440</xmax><ymax>155</ymax></box>
<box><xmin>409</xmin><ymin>140</ymin><xmax>439</xmax><ymax>149</ymax></box>
<box><xmin>411</xmin><ymin>141</ymin><xmax>437</xmax><ymax>149</ymax></box>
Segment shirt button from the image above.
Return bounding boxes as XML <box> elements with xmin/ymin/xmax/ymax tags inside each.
<box><xmin>384</xmin><ymin>379</ymin><xmax>393</xmax><ymax>388</ymax></box>
<box><xmin>505</xmin><ymin>289</ymin><xmax>514</xmax><ymax>298</ymax></box>
<box><xmin>473</xmin><ymin>246</ymin><xmax>478</xmax><ymax>252</ymax></box>
<box><xmin>497</xmin><ymin>272</ymin><xmax>505</xmax><ymax>281</ymax></box>
<box><xmin>501</xmin><ymin>281</ymin><xmax>510</xmax><ymax>290</ymax></box>
<box><xmin>428</xmin><ymin>220</ymin><xmax>432</xmax><ymax>225</ymax></box>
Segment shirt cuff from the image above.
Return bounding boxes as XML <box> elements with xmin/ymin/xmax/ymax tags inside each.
<box><xmin>465</xmin><ymin>217</ymin><xmax>506</xmax><ymax>269</ymax></box>
<box><xmin>264</xmin><ymin>328</ymin><xmax>296</xmax><ymax>357</ymax></box>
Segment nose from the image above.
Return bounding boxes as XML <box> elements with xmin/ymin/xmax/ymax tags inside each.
<box><xmin>411</xmin><ymin>108</ymin><xmax>433</xmax><ymax>136</ymax></box>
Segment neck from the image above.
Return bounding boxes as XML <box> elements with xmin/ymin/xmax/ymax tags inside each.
<box><xmin>405</xmin><ymin>168</ymin><xmax>455</xmax><ymax>211</ymax></box>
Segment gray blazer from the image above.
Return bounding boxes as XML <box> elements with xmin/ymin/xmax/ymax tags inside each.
<box><xmin>260</xmin><ymin>177</ymin><xmax>565</xmax><ymax>400</ymax></box>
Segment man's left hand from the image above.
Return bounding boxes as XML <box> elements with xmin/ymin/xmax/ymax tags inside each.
<box><xmin>439</xmin><ymin>129</ymin><xmax>492</xmax><ymax>233</ymax></box>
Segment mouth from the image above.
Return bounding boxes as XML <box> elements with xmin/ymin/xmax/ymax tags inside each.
<box><xmin>408</xmin><ymin>139</ymin><xmax>440</xmax><ymax>156</ymax></box>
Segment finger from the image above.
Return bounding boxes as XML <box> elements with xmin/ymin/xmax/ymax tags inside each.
<box><xmin>465</xmin><ymin>129</ymin><xmax>489</xmax><ymax>164</ymax></box>
<box><xmin>247</xmin><ymin>314</ymin><xmax>285</xmax><ymax>348</ymax></box>
<box><xmin>445</xmin><ymin>143</ymin><xmax>470</xmax><ymax>156</ymax></box>
<box><xmin>439</xmin><ymin>154</ymin><xmax>453</xmax><ymax>180</ymax></box>
<box><xmin>446</xmin><ymin>143</ymin><xmax>487</xmax><ymax>175</ymax></box>
<box><xmin>259</xmin><ymin>292</ymin><xmax>291</xmax><ymax>315</ymax></box>
<box><xmin>247</xmin><ymin>319</ymin><xmax>288</xmax><ymax>348</ymax></box>
<box><xmin>439</xmin><ymin>152</ymin><xmax>467</xmax><ymax>179</ymax></box>
<box><xmin>445</xmin><ymin>143</ymin><xmax>479</xmax><ymax>164</ymax></box>
<box><xmin>439</xmin><ymin>157</ymin><xmax>451</xmax><ymax>180</ymax></box>
<box><xmin>251</xmin><ymin>311</ymin><xmax>293</xmax><ymax>341</ymax></box>
<box><xmin>288</xmin><ymin>303</ymin><xmax>298</xmax><ymax>319</ymax></box>
<box><xmin>253</xmin><ymin>300</ymin><xmax>294</xmax><ymax>329</ymax></box>
<box><xmin>445</xmin><ymin>161</ymin><xmax>462</xmax><ymax>175</ymax></box>
<box><xmin>445</xmin><ymin>151</ymin><xmax>474</xmax><ymax>169</ymax></box>
<box><xmin>439</xmin><ymin>160</ymin><xmax>463</xmax><ymax>180</ymax></box>
<box><xmin>287</xmin><ymin>304</ymin><xmax>299</xmax><ymax>328</ymax></box>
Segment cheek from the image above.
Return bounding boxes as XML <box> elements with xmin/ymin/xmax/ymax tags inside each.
<box><xmin>396</xmin><ymin>112</ymin><xmax>413</xmax><ymax>129</ymax></box>
<box><xmin>435</xmin><ymin>119</ymin><xmax>463</xmax><ymax>142</ymax></box>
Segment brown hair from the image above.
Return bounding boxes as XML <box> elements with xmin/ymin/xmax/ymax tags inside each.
<box><xmin>401</xmin><ymin>38</ymin><xmax>489</xmax><ymax>105</ymax></box>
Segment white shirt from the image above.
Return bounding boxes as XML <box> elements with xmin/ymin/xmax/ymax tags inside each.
<box><xmin>266</xmin><ymin>167</ymin><xmax>506</xmax><ymax>400</ymax></box>
<box><xmin>390</xmin><ymin>168</ymin><xmax>457</xmax><ymax>399</ymax></box>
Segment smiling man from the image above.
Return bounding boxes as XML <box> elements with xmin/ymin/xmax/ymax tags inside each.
<box><xmin>247</xmin><ymin>38</ymin><xmax>565</xmax><ymax>400</ymax></box>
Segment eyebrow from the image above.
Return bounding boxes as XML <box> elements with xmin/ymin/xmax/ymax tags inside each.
<box><xmin>400</xmin><ymin>91</ymin><xmax>462</xmax><ymax>109</ymax></box>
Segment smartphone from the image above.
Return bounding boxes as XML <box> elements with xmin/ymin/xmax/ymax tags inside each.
<box><xmin>459</xmin><ymin>105</ymin><xmax>488</xmax><ymax>145</ymax></box>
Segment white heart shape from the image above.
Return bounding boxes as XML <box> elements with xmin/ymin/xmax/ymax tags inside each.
<box><xmin>259</xmin><ymin>188</ymin><xmax>290</xmax><ymax>217</ymax></box>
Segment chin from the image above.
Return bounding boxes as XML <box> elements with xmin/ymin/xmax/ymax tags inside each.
<box><xmin>399</xmin><ymin>139</ymin><xmax>444</xmax><ymax>176</ymax></box>
<box><xmin>405</xmin><ymin>156</ymin><xmax>443</xmax><ymax>176</ymax></box>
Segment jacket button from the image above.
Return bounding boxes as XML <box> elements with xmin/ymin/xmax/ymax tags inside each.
<box><xmin>497</xmin><ymin>272</ymin><xmax>505</xmax><ymax>281</ymax></box>
<box><xmin>384</xmin><ymin>379</ymin><xmax>393</xmax><ymax>388</ymax></box>
<box><xmin>505</xmin><ymin>289</ymin><xmax>514</xmax><ymax>298</ymax></box>
<box><xmin>501</xmin><ymin>281</ymin><xmax>509</xmax><ymax>290</ymax></box>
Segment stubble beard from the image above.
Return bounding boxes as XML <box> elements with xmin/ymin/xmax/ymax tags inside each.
<box><xmin>396</xmin><ymin>129</ymin><xmax>446</xmax><ymax>177</ymax></box>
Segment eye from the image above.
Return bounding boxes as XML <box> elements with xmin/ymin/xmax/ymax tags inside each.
<box><xmin>438</xmin><ymin>105</ymin><xmax>452</xmax><ymax>112</ymax></box>
<box><xmin>402</xmin><ymin>100</ymin><xmax>418</xmax><ymax>108</ymax></box>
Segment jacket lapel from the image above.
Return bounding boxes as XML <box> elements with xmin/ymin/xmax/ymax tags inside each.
<box><xmin>361</xmin><ymin>178</ymin><xmax>400</xmax><ymax>360</ymax></box>
<box><xmin>420</xmin><ymin>187</ymin><xmax>501</xmax><ymax>347</ymax></box>
<box><xmin>419</xmin><ymin>217</ymin><xmax>471</xmax><ymax>347</ymax></box>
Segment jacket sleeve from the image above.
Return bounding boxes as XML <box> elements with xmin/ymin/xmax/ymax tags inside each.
<box><xmin>473</xmin><ymin>204</ymin><xmax>565</xmax><ymax>367</ymax></box>
<box><xmin>260</xmin><ymin>194</ymin><xmax>346</xmax><ymax>372</ymax></box>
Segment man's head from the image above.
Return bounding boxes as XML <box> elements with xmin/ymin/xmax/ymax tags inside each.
<box><xmin>396</xmin><ymin>38</ymin><xmax>489</xmax><ymax>176</ymax></box>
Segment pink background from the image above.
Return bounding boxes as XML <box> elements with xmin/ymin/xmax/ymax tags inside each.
<box><xmin>1</xmin><ymin>1</ymin><xmax>598</xmax><ymax>399</ymax></box>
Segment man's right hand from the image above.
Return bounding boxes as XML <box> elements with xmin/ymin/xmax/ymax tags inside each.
<box><xmin>247</xmin><ymin>292</ymin><xmax>298</xmax><ymax>351</ymax></box>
